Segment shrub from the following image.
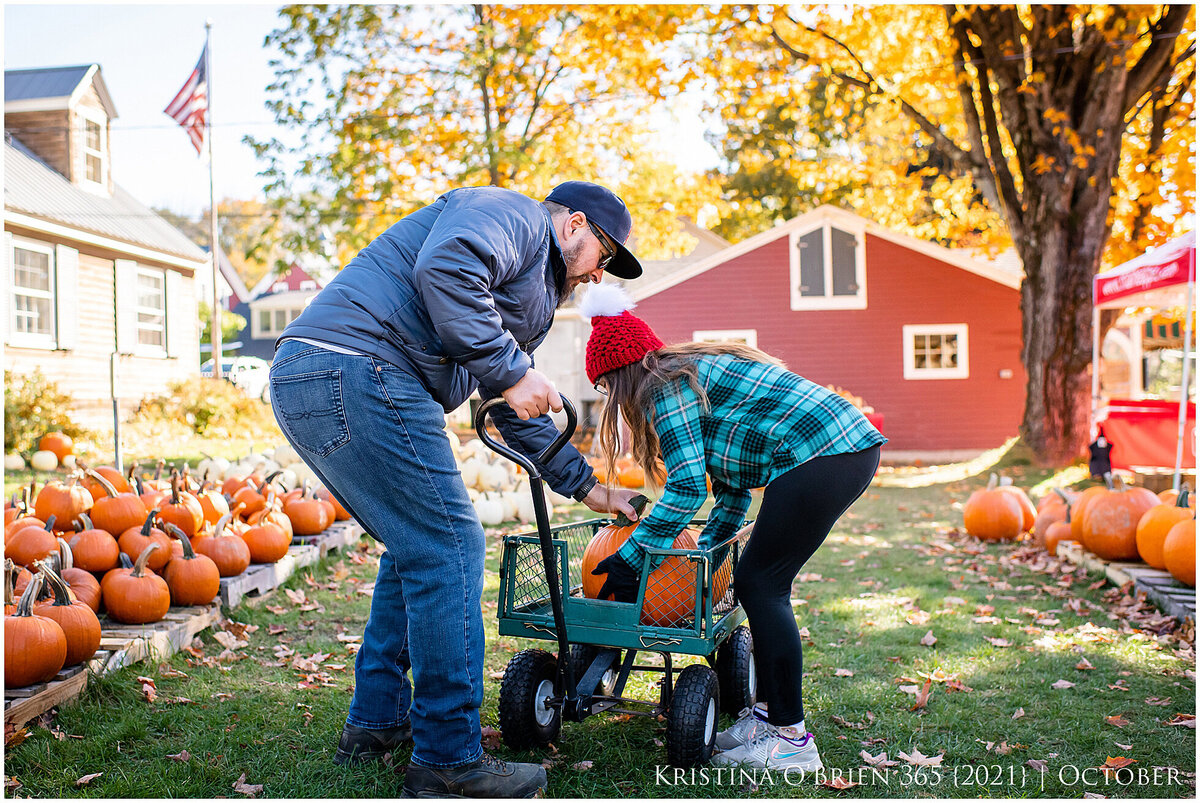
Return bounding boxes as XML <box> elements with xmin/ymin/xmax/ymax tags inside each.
<box><xmin>4</xmin><ymin>370</ymin><xmax>94</xmax><ymax>453</ymax></box>
<box><xmin>131</xmin><ymin>377</ymin><xmax>280</xmax><ymax>438</ymax></box>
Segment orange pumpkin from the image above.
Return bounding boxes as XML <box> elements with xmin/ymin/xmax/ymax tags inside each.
<box><xmin>87</xmin><ymin>470</ymin><xmax>150</xmax><ymax>537</ymax></box>
<box><xmin>1158</xmin><ymin>487</ymin><xmax>1197</xmax><ymax>507</ymax></box>
<box><xmin>1080</xmin><ymin>476</ymin><xmax>1159</xmax><ymax>561</ymax></box>
<box><xmin>1136</xmin><ymin>488</ymin><xmax>1193</xmax><ymax>570</ymax></box>
<box><xmin>157</xmin><ymin>474</ymin><xmax>205</xmax><ymax>539</ymax></box>
<box><xmin>242</xmin><ymin>520</ymin><xmax>290</xmax><ymax>564</ymax></box>
<box><xmin>1032</xmin><ymin>489</ymin><xmax>1071</xmax><ymax>547</ymax></box>
<box><xmin>1044</xmin><ymin>516</ymin><xmax>1074</xmax><ymax>556</ymax></box>
<box><xmin>4</xmin><ymin>574</ymin><xmax>67</xmax><ymax>688</ymax></box>
<box><xmin>962</xmin><ymin>474</ymin><xmax>1024</xmax><ymax>541</ymax></box>
<box><xmin>117</xmin><ymin>510</ymin><xmax>173</xmax><ymax>572</ymax></box>
<box><xmin>54</xmin><ymin>538</ymin><xmax>101</xmax><ymax>613</ymax></box>
<box><xmin>1070</xmin><ymin>485</ymin><xmax>1110</xmax><ymax>543</ymax></box>
<box><xmin>32</xmin><ymin>564</ymin><xmax>100</xmax><ymax>666</ymax></box>
<box><xmin>283</xmin><ymin>484</ymin><xmax>332</xmax><ymax>536</ymax></box>
<box><xmin>195</xmin><ymin>513</ymin><xmax>251</xmax><ymax>577</ymax></box>
<box><xmin>5</xmin><ymin>516</ymin><xmax>60</xmax><ymax>568</ymax></box>
<box><xmin>161</xmin><ymin>524</ymin><xmax>220</xmax><ymax>607</ymax></box>
<box><xmin>33</xmin><ymin>478</ymin><xmax>92</xmax><ymax>533</ymax></box>
<box><xmin>196</xmin><ymin>482</ymin><xmax>231</xmax><ymax>526</ymax></box>
<box><xmin>997</xmin><ymin>478</ymin><xmax>1036</xmax><ymax>533</ymax></box>
<box><xmin>81</xmin><ymin>465</ymin><xmax>131</xmax><ymax>502</ymax></box>
<box><xmin>1162</xmin><ymin>518</ymin><xmax>1195</xmax><ymax>587</ymax></box>
<box><xmin>316</xmin><ymin>489</ymin><xmax>351</xmax><ymax>521</ymax></box>
<box><xmin>67</xmin><ymin>513</ymin><xmax>120</xmax><ymax>574</ymax></box>
<box><xmin>37</xmin><ymin>432</ymin><xmax>74</xmax><ymax>463</ymax></box>
<box><xmin>102</xmin><ymin>542</ymin><xmax>171</xmax><ymax>624</ymax></box>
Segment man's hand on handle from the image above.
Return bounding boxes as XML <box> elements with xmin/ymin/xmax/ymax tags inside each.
<box><xmin>502</xmin><ymin>368</ymin><xmax>563</xmax><ymax>421</ymax></box>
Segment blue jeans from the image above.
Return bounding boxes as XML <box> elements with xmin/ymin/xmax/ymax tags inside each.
<box><xmin>268</xmin><ymin>340</ymin><xmax>485</xmax><ymax>769</ymax></box>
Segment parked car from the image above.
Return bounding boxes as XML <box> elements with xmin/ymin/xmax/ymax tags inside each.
<box><xmin>201</xmin><ymin>356</ymin><xmax>271</xmax><ymax>402</ymax></box>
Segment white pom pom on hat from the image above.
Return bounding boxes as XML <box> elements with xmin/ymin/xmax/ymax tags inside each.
<box><xmin>579</xmin><ymin>282</ymin><xmax>636</xmax><ymax>321</ymax></box>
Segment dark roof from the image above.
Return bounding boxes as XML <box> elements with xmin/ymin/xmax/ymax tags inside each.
<box><xmin>5</xmin><ymin>65</ymin><xmax>117</xmax><ymax>117</ymax></box>
<box><xmin>5</xmin><ymin>134</ymin><xmax>206</xmax><ymax>262</ymax></box>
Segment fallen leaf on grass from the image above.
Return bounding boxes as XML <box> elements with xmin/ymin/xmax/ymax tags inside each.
<box><xmin>75</xmin><ymin>773</ymin><xmax>102</xmax><ymax>786</ymax></box>
<box><xmin>138</xmin><ymin>676</ymin><xmax>157</xmax><ymax>703</ymax></box>
<box><xmin>898</xmin><ymin>685</ymin><xmax>920</xmax><ymax>695</ymax></box>
<box><xmin>232</xmin><ymin>773</ymin><xmax>263</xmax><ymax>797</ymax></box>
<box><xmin>860</xmin><ymin>750</ymin><xmax>898</xmax><ymax>768</ymax></box>
<box><xmin>911</xmin><ymin>679</ymin><xmax>933</xmax><ymax>711</ymax></box>
<box><xmin>212</xmin><ymin>631</ymin><xmax>244</xmax><ymax>651</ymax></box>
<box><xmin>1082</xmin><ymin>792</ymin><xmax>1107</xmax><ymax>798</ymax></box>
<box><xmin>1026</xmin><ymin>759</ymin><xmax>1048</xmax><ymax>772</ymax></box>
<box><xmin>1076</xmin><ymin>657</ymin><xmax>1095</xmax><ymax>670</ymax></box>
<box><xmin>1115</xmin><ymin>743</ymin><xmax>1132</xmax><ymax>751</ymax></box>
<box><xmin>158</xmin><ymin>665</ymin><xmax>188</xmax><ymax>678</ymax></box>
<box><xmin>1105</xmin><ymin>715</ymin><xmax>1129</xmax><ymax>728</ymax></box>
<box><xmin>898</xmin><ymin>748</ymin><xmax>944</xmax><ymax>767</ymax></box>
<box><xmin>5</xmin><ymin>726</ymin><xmax>29</xmax><ymax>748</ymax></box>
<box><xmin>267</xmin><ymin>624</ymin><xmax>287</xmax><ymax>635</ymax></box>
<box><xmin>264</xmin><ymin>605</ymin><xmax>286</xmax><ymax>615</ymax></box>
<box><xmin>987</xmin><ymin>637</ymin><xmax>1013</xmax><ymax>648</ymax></box>
<box><xmin>835</xmin><ymin>668</ymin><xmax>855</xmax><ymax>677</ymax></box>
<box><xmin>572</xmin><ymin>761</ymin><xmax>594</xmax><ymax>771</ymax></box>
<box><xmin>481</xmin><ymin>726</ymin><xmax>503</xmax><ymax>750</ymax></box>
<box><xmin>167</xmin><ymin>750</ymin><xmax>191</xmax><ymax>762</ymax></box>
<box><xmin>1144</xmin><ymin>697</ymin><xmax>1171</xmax><ymax>706</ymax></box>
<box><xmin>832</xmin><ymin>713</ymin><xmax>875</xmax><ymax>729</ymax></box>
<box><xmin>1012</xmin><ymin>708</ymin><xmax>1026</xmax><ymax>719</ymax></box>
<box><xmin>284</xmin><ymin>589</ymin><xmax>307</xmax><ymax>605</ymax></box>
<box><xmin>821</xmin><ymin>777</ymin><xmax>860</xmax><ymax>790</ymax></box>
<box><xmin>920</xmin><ymin>630</ymin><xmax>937</xmax><ymax>647</ymax></box>
<box><xmin>1165</xmin><ymin>714</ymin><xmax>1196</xmax><ymax>728</ymax></box>
<box><xmin>1099</xmin><ymin>757</ymin><xmax>1137</xmax><ymax>778</ymax></box>
<box><xmin>1051</xmin><ymin>679</ymin><xmax>1076</xmax><ymax>690</ymax></box>
<box><xmin>945</xmin><ymin>678</ymin><xmax>973</xmax><ymax>693</ymax></box>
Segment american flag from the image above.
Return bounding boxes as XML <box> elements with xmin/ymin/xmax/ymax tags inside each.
<box><xmin>164</xmin><ymin>45</ymin><xmax>208</xmax><ymax>155</ymax></box>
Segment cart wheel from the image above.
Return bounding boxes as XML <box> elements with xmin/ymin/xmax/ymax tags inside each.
<box><xmin>715</xmin><ymin>625</ymin><xmax>756</xmax><ymax>714</ymax></box>
<box><xmin>498</xmin><ymin>649</ymin><xmax>561</xmax><ymax>749</ymax></box>
<box><xmin>569</xmin><ymin>644</ymin><xmax>622</xmax><ymax>697</ymax></box>
<box><xmin>666</xmin><ymin>664</ymin><xmax>720</xmax><ymax>768</ymax></box>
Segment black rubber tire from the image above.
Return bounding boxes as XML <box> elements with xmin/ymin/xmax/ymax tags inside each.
<box><xmin>666</xmin><ymin>664</ymin><xmax>719</xmax><ymax>768</ymax></box>
<box><xmin>715</xmin><ymin>625</ymin><xmax>756</xmax><ymax>714</ymax></box>
<box><xmin>569</xmin><ymin>644</ymin><xmax>622</xmax><ymax>697</ymax></box>
<box><xmin>498</xmin><ymin>649</ymin><xmax>561</xmax><ymax>750</ymax></box>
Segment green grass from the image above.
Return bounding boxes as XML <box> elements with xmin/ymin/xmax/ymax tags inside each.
<box><xmin>5</xmin><ymin>457</ymin><xmax>1195</xmax><ymax>798</ymax></box>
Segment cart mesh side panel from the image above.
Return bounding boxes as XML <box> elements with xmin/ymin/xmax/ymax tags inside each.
<box><xmin>508</xmin><ymin>538</ymin><xmax>554</xmax><ymax>616</ymax></box>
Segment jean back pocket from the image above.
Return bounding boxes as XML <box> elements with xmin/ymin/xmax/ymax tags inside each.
<box><xmin>270</xmin><ymin>369</ymin><xmax>350</xmax><ymax>457</ymax></box>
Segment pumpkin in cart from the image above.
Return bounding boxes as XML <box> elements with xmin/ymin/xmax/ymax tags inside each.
<box><xmin>1162</xmin><ymin>518</ymin><xmax>1196</xmax><ymax>587</ymax></box>
<box><xmin>962</xmin><ymin>474</ymin><xmax>1024</xmax><ymax>541</ymax></box>
<box><xmin>161</xmin><ymin>523</ymin><xmax>220</xmax><ymax>607</ymax></box>
<box><xmin>117</xmin><ymin>509</ymin><xmax>175</xmax><ymax>572</ymax></box>
<box><xmin>102</xmin><ymin>542</ymin><xmax>170</xmax><ymax>624</ymax></box>
<box><xmin>5</xmin><ymin>515</ymin><xmax>60</xmax><ymax>568</ymax></box>
<box><xmin>86</xmin><ymin>470</ymin><xmax>149</xmax><ymax>537</ymax></box>
<box><xmin>32</xmin><ymin>563</ymin><xmax>101</xmax><ymax>667</ymax></box>
<box><xmin>33</xmin><ymin>477</ymin><xmax>92</xmax><ymax>533</ymax></box>
<box><xmin>581</xmin><ymin>496</ymin><xmax>732</xmax><ymax>627</ymax></box>
<box><xmin>4</xmin><ymin>574</ymin><xmax>67</xmax><ymax>688</ymax></box>
<box><xmin>194</xmin><ymin>513</ymin><xmax>251</xmax><ymax>577</ymax></box>
<box><xmin>1136</xmin><ymin>487</ymin><xmax>1193</xmax><ymax>570</ymax></box>
<box><xmin>1079</xmin><ymin>475</ymin><xmax>1159</xmax><ymax>561</ymax></box>
<box><xmin>67</xmin><ymin>513</ymin><xmax>120</xmax><ymax>574</ymax></box>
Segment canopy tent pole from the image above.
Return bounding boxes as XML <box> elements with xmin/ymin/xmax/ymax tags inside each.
<box><xmin>1092</xmin><ymin>306</ymin><xmax>1103</xmax><ymax>440</ymax></box>
<box><xmin>1173</xmin><ymin>247</ymin><xmax>1196</xmax><ymax>490</ymax></box>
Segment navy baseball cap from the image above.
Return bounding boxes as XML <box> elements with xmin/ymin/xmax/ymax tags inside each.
<box><xmin>545</xmin><ymin>181</ymin><xmax>642</xmax><ymax>279</ymax></box>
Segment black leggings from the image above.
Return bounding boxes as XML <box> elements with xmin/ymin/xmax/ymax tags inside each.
<box><xmin>733</xmin><ymin>445</ymin><xmax>881</xmax><ymax>726</ymax></box>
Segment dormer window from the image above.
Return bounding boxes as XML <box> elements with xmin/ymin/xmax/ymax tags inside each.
<box><xmin>299</xmin><ymin>280</ymin><xmax>317</xmax><ymax>291</ymax></box>
<box><xmin>77</xmin><ymin>107</ymin><xmax>108</xmax><ymax>191</ymax></box>
<box><xmin>789</xmin><ymin>223</ymin><xmax>866</xmax><ymax>310</ymax></box>
<box><xmin>272</xmin><ymin>281</ymin><xmax>288</xmax><ymax>293</ymax></box>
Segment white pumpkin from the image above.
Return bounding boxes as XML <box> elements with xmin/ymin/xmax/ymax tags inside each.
<box><xmin>445</xmin><ymin>430</ymin><xmax>461</xmax><ymax>457</ymax></box>
<box><xmin>197</xmin><ymin>455</ymin><xmax>231</xmax><ymax>481</ymax></box>
<box><xmin>30</xmin><ymin>450</ymin><xmax>58</xmax><ymax>471</ymax></box>
<box><xmin>459</xmin><ymin>457</ymin><xmax>482</xmax><ymax>489</ymax></box>
<box><xmin>290</xmin><ymin>461</ymin><xmax>319</xmax><ymax>488</ymax></box>
<box><xmin>477</xmin><ymin>462</ymin><xmax>508</xmax><ymax>492</ymax></box>
<box><xmin>499</xmin><ymin>491</ymin><xmax>520</xmax><ymax>521</ymax></box>
<box><xmin>60</xmin><ymin>455</ymin><xmax>77</xmax><ymax>469</ymax></box>
<box><xmin>273</xmin><ymin>468</ymin><xmax>299</xmax><ymax>492</ymax></box>
<box><xmin>4</xmin><ymin>453</ymin><xmax>26</xmax><ymax>471</ymax></box>
<box><xmin>474</xmin><ymin>494</ymin><xmax>504</xmax><ymax>526</ymax></box>
<box><xmin>274</xmin><ymin>443</ymin><xmax>299</xmax><ymax>466</ymax></box>
<box><xmin>546</xmin><ymin>488</ymin><xmax>573</xmax><ymax>507</ymax></box>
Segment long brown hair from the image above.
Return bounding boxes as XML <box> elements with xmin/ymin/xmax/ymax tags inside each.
<box><xmin>595</xmin><ymin>342</ymin><xmax>786</xmax><ymax>488</ymax></box>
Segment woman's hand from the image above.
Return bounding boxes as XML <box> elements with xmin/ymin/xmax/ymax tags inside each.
<box><xmin>591</xmin><ymin>553</ymin><xmax>640</xmax><ymax>602</ymax></box>
<box><xmin>580</xmin><ymin>485</ymin><xmax>642</xmax><ymax>521</ymax></box>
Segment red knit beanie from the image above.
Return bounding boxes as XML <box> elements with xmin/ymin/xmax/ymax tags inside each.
<box><xmin>581</xmin><ymin>284</ymin><xmax>664</xmax><ymax>384</ymax></box>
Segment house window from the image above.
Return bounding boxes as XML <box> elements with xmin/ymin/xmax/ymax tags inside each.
<box><xmin>10</xmin><ymin>240</ymin><xmax>56</xmax><ymax>345</ymax></box>
<box><xmin>693</xmin><ymin>329</ymin><xmax>758</xmax><ymax>348</ymax></box>
<box><xmin>299</xmin><ymin>280</ymin><xmax>317</xmax><ymax>291</ymax></box>
<box><xmin>259</xmin><ymin>310</ymin><xmax>271</xmax><ymax>333</ymax></box>
<box><xmin>903</xmin><ymin>324</ymin><xmax>969</xmax><ymax>380</ymax></box>
<box><xmin>789</xmin><ymin>224</ymin><xmax>866</xmax><ymax>310</ymax></box>
<box><xmin>78</xmin><ymin>109</ymin><xmax>107</xmax><ymax>188</ymax></box>
<box><xmin>272</xmin><ymin>282</ymin><xmax>288</xmax><ymax>293</ymax></box>
<box><xmin>136</xmin><ymin>267</ymin><xmax>167</xmax><ymax>351</ymax></box>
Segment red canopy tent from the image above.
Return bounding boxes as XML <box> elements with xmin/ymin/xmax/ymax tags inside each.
<box><xmin>1092</xmin><ymin>231</ymin><xmax>1196</xmax><ymax>486</ymax></box>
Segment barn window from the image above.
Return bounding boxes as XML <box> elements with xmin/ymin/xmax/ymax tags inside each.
<box><xmin>789</xmin><ymin>223</ymin><xmax>866</xmax><ymax>310</ymax></box>
<box><xmin>135</xmin><ymin>267</ymin><xmax>167</xmax><ymax>352</ymax></box>
<box><xmin>903</xmin><ymin>324</ymin><xmax>969</xmax><ymax>380</ymax></box>
<box><xmin>692</xmin><ymin>329</ymin><xmax>758</xmax><ymax>348</ymax></box>
<box><xmin>10</xmin><ymin>239</ymin><xmax>57</xmax><ymax>346</ymax></box>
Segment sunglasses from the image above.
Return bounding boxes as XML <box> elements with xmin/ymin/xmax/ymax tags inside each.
<box><xmin>572</xmin><ymin>211</ymin><xmax>616</xmax><ymax>271</ymax></box>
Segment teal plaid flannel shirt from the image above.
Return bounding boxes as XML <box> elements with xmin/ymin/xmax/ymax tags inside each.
<box><xmin>615</xmin><ymin>354</ymin><xmax>886</xmax><ymax>570</ymax></box>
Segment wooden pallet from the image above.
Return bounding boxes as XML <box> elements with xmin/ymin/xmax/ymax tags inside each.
<box><xmin>4</xmin><ymin>602</ymin><xmax>223</xmax><ymax>727</ymax></box>
<box><xmin>292</xmin><ymin>519</ymin><xmax>365</xmax><ymax>558</ymax></box>
<box><xmin>218</xmin><ymin>543</ymin><xmax>320</xmax><ymax>608</ymax></box>
<box><xmin>1056</xmin><ymin>540</ymin><xmax>1196</xmax><ymax>621</ymax></box>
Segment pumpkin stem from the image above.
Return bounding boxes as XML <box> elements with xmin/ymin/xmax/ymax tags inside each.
<box><xmin>34</xmin><ymin>562</ymin><xmax>73</xmax><ymax>607</ymax></box>
<box><xmin>170</xmin><ymin>473</ymin><xmax>182</xmax><ymax>505</ymax></box>
<box><xmin>1052</xmin><ymin>488</ymin><xmax>1071</xmax><ymax>506</ymax></box>
<box><xmin>13</xmin><ymin>571</ymin><xmax>44</xmax><ymax>617</ymax></box>
<box><xmin>127</xmin><ymin>461</ymin><xmax>139</xmax><ymax>479</ymax></box>
<box><xmin>56</xmin><ymin>537</ymin><xmax>75</xmax><ymax>572</ymax></box>
<box><xmin>131</xmin><ymin>542</ymin><xmax>160</xmax><ymax>577</ymax></box>
<box><xmin>1114</xmin><ymin>474</ymin><xmax>1127</xmax><ymax>492</ymax></box>
<box><xmin>43</xmin><ymin>514</ymin><xmax>57</xmax><ymax>532</ymax></box>
<box><xmin>614</xmin><ymin>494</ymin><xmax>652</xmax><ymax>528</ymax></box>
<box><xmin>1102</xmin><ymin>472</ymin><xmax>1115</xmax><ymax>491</ymax></box>
<box><xmin>214</xmin><ymin>512</ymin><xmax>232</xmax><ymax>539</ymax></box>
<box><xmin>998</xmin><ymin>475</ymin><xmax>1014</xmax><ymax>486</ymax></box>
<box><xmin>154</xmin><ymin>460</ymin><xmax>165</xmax><ymax>481</ymax></box>
<box><xmin>141</xmin><ymin>509</ymin><xmax>160</xmax><ymax>537</ymax></box>
<box><xmin>1178</xmin><ymin>486</ymin><xmax>1191</xmax><ymax>509</ymax></box>
<box><xmin>258</xmin><ymin>470</ymin><xmax>284</xmax><ymax>494</ymax></box>
<box><xmin>4</xmin><ymin>559</ymin><xmax>17</xmax><ymax>607</ymax></box>
<box><xmin>987</xmin><ymin>473</ymin><xmax>999</xmax><ymax>490</ymax></box>
<box><xmin>85</xmin><ymin>469</ymin><xmax>119</xmax><ymax>499</ymax></box>
<box><xmin>118</xmin><ymin>552</ymin><xmax>133</xmax><ymax>570</ymax></box>
<box><xmin>74</xmin><ymin>512</ymin><xmax>94</xmax><ymax>532</ymax></box>
<box><xmin>162</xmin><ymin>523</ymin><xmax>196</xmax><ymax>559</ymax></box>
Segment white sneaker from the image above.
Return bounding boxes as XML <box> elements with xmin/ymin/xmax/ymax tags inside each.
<box><xmin>710</xmin><ymin>726</ymin><xmax>823</xmax><ymax>772</ymax></box>
<box><xmin>715</xmin><ymin>706</ymin><xmax>769</xmax><ymax>751</ymax></box>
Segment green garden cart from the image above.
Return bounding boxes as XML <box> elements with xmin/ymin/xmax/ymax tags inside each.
<box><xmin>475</xmin><ymin>397</ymin><xmax>756</xmax><ymax>768</ymax></box>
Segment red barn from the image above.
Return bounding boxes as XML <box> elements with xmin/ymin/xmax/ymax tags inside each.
<box><xmin>630</xmin><ymin>206</ymin><xmax>1027</xmax><ymax>457</ymax></box>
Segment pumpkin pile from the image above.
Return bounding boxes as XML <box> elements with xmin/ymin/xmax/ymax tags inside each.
<box><xmin>581</xmin><ymin>496</ymin><xmax>732</xmax><ymax>627</ymax></box>
<box><xmin>5</xmin><ymin>431</ymin><xmax>77</xmax><ymax>473</ymax></box>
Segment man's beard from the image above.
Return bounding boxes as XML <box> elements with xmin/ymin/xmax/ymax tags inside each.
<box><xmin>557</xmin><ymin>237</ymin><xmax>588</xmax><ymax>307</ymax></box>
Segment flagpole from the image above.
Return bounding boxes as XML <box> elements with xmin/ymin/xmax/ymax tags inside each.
<box><xmin>205</xmin><ymin>20</ymin><xmax>223</xmax><ymax>381</ymax></box>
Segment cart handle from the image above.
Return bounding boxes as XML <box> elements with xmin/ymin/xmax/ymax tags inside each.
<box><xmin>474</xmin><ymin>397</ymin><xmax>578</xmax><ymax>479</ymax></box>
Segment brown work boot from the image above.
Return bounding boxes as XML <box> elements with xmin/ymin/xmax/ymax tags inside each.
<box><xmin>401</xmin><ymin>752</ymin><xmax>547</xmax><ymax>798</ymax></box>
<box><xmin>333</xmin><ymin>722</ymin><xmax>413</xmax><ymax>765</ymax></box>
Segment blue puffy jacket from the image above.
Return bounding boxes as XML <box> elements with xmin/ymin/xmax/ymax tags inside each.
<box><xmin>279</xmin><ymin>186</ymin><xmax>592</xmax><ymax>496</ymax></box>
